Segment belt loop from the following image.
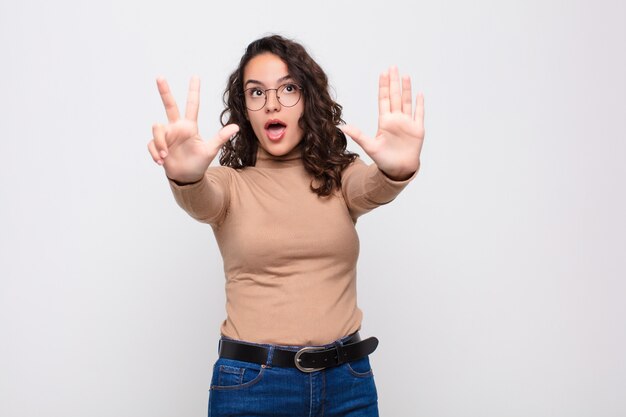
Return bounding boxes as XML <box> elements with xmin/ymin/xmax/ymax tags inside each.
<box><xmin>334</xmin><ymin>339</ymin><xmax>347</xmax><ymax>365</ymax></box>
<box><xmin>265</xmin><ymin>345</ymin><xmax>275</xmax><ymax>367</ymax></box>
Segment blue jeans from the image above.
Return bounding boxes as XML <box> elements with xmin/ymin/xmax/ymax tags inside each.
<box><xmin>208</xmin><ymin>335</ymin><xmax>379</xmax><ymax>416</ymax></box>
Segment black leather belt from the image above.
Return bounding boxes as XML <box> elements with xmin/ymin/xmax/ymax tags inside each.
<box><xmin>218</xmin><ymin>333</ymin><xmax>379</xmax><ymax>373</ymax></box>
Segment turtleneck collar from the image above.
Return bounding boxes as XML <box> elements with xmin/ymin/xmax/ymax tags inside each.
<box><xmin>254</xmin><ymin>143</ymin><xmax>304</xmax><ymax>169</ymax></box>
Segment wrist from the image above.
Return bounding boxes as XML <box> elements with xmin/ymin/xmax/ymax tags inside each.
<box><xmin>167</xmin><ymin>175</ymin><xmax>204</xmax><ymax>186</ymax></box>
<box><xmin>380</xmin><ymin>162</ymin><xmax>419</xmax><ymax>181</ymax></box>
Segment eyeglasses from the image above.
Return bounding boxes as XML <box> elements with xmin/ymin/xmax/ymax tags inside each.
<box><xmin>243</xmin><ymin>83</ymin><xmax>303</xmax><ymax>111</ymax></box>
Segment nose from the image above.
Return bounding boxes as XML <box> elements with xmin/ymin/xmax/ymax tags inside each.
<box><xmin>264</xmin><ymin>89</ymin><xmax>281</xmax><ymax>112</ymax></box>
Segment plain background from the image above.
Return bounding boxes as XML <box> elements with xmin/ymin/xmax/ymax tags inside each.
<box><xmin>1</xmin><ymin>0</ymin><xmax>625</xmax><ymax>416</ymax></box>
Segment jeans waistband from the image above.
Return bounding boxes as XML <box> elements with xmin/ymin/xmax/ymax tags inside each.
<box><xmin>218</xmin><ymin>331</ymin><xmax>361</xmax><ymax>353</ymax></box>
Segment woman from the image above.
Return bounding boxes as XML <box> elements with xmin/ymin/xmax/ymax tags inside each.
<box><xmin>147</xmin><ymin>35</ymin><xmax>424</xmax><ymax>416</ymax></box>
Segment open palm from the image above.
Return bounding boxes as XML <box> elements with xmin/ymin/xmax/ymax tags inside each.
<box><xmin>341</xmin><ymin>67</ymin><xmax>425</xmax><ymax>181</ymax></box>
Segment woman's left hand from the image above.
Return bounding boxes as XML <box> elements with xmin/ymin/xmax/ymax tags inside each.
<box><xmin>341</xmin><ymin>66</ymin><xmax>425</xmax><ymax>181</ymax></box>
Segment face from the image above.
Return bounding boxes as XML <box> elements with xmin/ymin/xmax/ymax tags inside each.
<box><xmin>243</xmin><ymin>53</ymin><xmax>305</xmax><ymax>157</ymax></box>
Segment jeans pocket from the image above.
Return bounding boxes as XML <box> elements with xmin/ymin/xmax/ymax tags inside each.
<box><xmin>210</xmin><ymin>358</ymin><xmax>265</xmax><ymax>390</ymax></box>
<box><xmin>345</xmin><ymin>356</ymin><xmax>374</xmax><ymax>378</ymax></box>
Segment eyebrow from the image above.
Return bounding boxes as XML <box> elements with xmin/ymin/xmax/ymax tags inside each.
<box><xmin>244</xmin><ymin>75</ymin><xmax>293</xmax><ymax>88</ymax></box>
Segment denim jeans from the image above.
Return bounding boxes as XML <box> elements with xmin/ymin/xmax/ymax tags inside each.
<box><xmin>208</xmin><ymin>335</ymin><xmax>379</xmax><ymax>416</ymax></box>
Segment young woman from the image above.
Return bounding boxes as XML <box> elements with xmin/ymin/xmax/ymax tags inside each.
<box><xmin>147</xmin><ymin>35</ymin><xmax>425</xmax><ymax>416</ymax></box>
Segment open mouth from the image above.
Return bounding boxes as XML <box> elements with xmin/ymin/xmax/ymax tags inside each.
<box><xmin>264</xmin><ymin>119</ymin><xmax>287</xmax><ymax>141</ymax></box>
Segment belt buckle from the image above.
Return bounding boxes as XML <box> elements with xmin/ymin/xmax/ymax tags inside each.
<box><xmin>294</xmin><ymin>346</ymin><xmax>326</xmax><ymax>373</ymax></box>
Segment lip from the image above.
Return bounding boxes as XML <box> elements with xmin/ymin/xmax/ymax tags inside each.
<box><xmin>264</xmin><ymin>118</ymin><xmax>287</xmax><ymax>129</ymax></box>
<box><xmin>264</xmin><ymin>118</ymin><xmax>287</xmax><ymax>142</ymax></box>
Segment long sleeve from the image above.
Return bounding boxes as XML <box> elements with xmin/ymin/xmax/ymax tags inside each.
<box><xmin>340</xmin><ymin>158</ymin><xmax>416</xmax><ymax>221</ymax></box>
<box><xmin>167</xmin><ymin>166</ymin><xmax>232</xmax><ymax>226</ymax></box>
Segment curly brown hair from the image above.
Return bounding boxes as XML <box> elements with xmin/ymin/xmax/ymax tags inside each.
<box><xmin>219</xmin><ymin>35</ymin><xmax>358</xmax><ymax>196</ymax></box>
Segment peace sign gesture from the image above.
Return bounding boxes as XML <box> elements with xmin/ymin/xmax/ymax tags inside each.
<box><xmin>341</xmin><ymin>66</ymin><xmax>425</xmax><ymax>181</ymax></box>
<box><xmin>147</xmin><ymin>76</ymin><xmax>239</xmax><ymax>184</ymax></box>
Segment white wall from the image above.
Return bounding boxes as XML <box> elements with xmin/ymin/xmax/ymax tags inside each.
<box><xmin>1</xmin><ymin>0</ymin><xmax>625</xmax><ymax>416</ymax></box>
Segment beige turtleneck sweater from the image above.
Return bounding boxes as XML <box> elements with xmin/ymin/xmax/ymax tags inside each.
<box><xmin>168</xmin><ymin>146</ymin><xmax>415</xmax><ymax>346</ymax></box>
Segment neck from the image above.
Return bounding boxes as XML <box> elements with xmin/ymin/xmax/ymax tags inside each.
<box><xmin>255</xmin><ymin>144</ymin><xmax>303</xmax><ymax>168</ymax></box>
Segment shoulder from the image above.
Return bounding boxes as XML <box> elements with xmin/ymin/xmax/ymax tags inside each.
<box><xmin>340</xmin><ymin>157</ymin><xmax>373</xmax><ymax>183</ymax></box>
<box><xmin>206</xmin><ymin>165</ymin><xmax>237</xmax><ymax>179</ymax></box>
<box><xmin>341</xmin><ymin>157</ymin><xmax>367</xmax><ymax>176</ymax></box>
<box><xmin>208</xmin><ymin>164</ymin><xmax>272</xmax><ymax>186</ymax></box>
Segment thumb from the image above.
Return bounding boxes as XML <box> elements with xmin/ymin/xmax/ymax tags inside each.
<box><xmin>212</xmin><ymin>124</ymin><xmax>240</xmax><ymax>147</ymax></box>
<box><xmin>340</xmin><ymin>124</ymin><xmax>370</xmax><ymax>150</ymax></box>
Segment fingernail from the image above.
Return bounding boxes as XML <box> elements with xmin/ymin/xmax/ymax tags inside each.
<box><xmin>160</xmin><ymin>150</ymin><xmax>167</xmax><ymax>158</ymax></box>
<box><xmin>157</xmin><ymin>160</ymin><xmax>163</xmax><ymax>166</ymax></box>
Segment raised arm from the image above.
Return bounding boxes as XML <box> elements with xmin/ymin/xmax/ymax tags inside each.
<box><xmin>341</xmin><ymin>157</ymin><xmax>415</xmax><ymax>221</ymax></box>
<box><xmin>147</xmin><ymin>76</ymin><xmax>238</xmax><ymax>225</ymax></box>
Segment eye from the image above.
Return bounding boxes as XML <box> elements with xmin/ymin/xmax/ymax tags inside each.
<box><xmin>281</xmin><ymin>84</ymin><xmax>298</xmax><ymax>94</ymax></box>
<box><xmin>246</xmin><ymin>88</ymin><xmax>265</xmax><ymax>98</ymax></box>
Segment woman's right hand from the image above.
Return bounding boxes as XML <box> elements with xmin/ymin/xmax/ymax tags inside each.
<box><xmin>147</xmin><ymin>76</ymin><xmax>239</xmax><ymax>184</ymax></box>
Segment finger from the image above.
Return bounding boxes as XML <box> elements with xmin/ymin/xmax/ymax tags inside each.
<box><xmin>152</xmin><ymin>123</ymin><xmax>168</xmax><ymax>159</ymax></box>
<box><xmin>156</xmin><ymin>77</ymin><xmax>181</xmax><ymax>123</ymax></box>
<box><xmin>414</xmin><ymin>92</ymin><xmax>425</xmax><ymax>126</ymax></box>
<box><xmin>401</xmin><ymin>75</ymin><xmax>413</xmax><ymax>116</ymax></box>
<box><xmin>209</xmin><ymin>123</ymin><xmax>240</xmax><ymax>150</ymax></box>
<box><xmin>185</xmin><ymin>75</ymin><xmax>200</xmax><ymax>122</ymax></box>
<box><xmin>147</xmin><ymin>140</ymin><xmax>163</xmax><ymax>165</ymax></box>
<box><xmin>378</xmin><ymin>71</ymin><xmax>390</xmax><ymax>116</ymax></box>
<box><xmin>389</xmin><ymin>66</ymin><xmax>402</xmax><ymax>113</ymax></box>
<box><xmin>339</xmin><ymin>124</ymin><xmax>371</xmax><ymax>151</ymax></box>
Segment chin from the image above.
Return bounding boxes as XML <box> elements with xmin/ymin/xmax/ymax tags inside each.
<box><xmin>259</xmin><ymin>139</ymin><xmax>301</xmax><ymax>156</ymax></box>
